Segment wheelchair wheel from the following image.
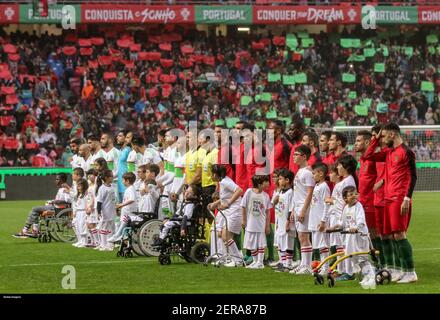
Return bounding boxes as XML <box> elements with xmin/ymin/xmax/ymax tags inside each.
<box><xmin>125</xmin><ymin>251</ymin><xmax>133</xmax><ymax>258</ymax></box>
<box><xmin>314</xmin><ymin>273</ymin><xmax>324</xmax><ymax>285</ymax></box>
<box><xmin>131</xmin><ymin>229</ymin><xmax>146</xmax><ymax>256</ymax></box>
<box><xmin>48</xmin><ymin>220</ymin><xmax>61</xmax><ymax>242</ymax></box>
<box><xmin>52</xmin><ymin>208</ymin><xmax>77</xmax><ymax>243</ymax></box>
<box><xmin>376</xmin><ymin>269</ymin><xmax>392</xmax><ymax>285</ymax></box>
<box><xmin>190</xmin><ymin>242</ymin><xmax>210</xmax><ymax>264</ymax></box>
<box><xmin>138</xmin><ymin>219</ymin><xmax>162</xmax><ymax>257</ymax></box>
<box><xmin>327</xmin><ymin>274</ymin><xmax>336</xmax><ymax>288</ymax></box>
<box><xmin>159</xmin><ymin>254</ymin><xmax>171</xmax><ymax>265</ymax></box>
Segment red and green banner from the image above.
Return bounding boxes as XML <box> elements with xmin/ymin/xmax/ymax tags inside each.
<box><xmin>4</xmin><ymin>4</ymin><xmax>440</xmax><ymax>25</ymax></box>
<box><xmin>0</xmin><ymin>4</ymin><xmax>19</xmax><ymax>24</ymax></box>
<box><xmin>81</xmin><ymin>4</ymin><xmax>194</xmax><ymax>24</ymax></box>
<box><xmin>363</xmin><ymin>6</ymin><xmax>418</xmax><ymax>24</ymax></box>
<box><xmin>195</xmin><ymin>5</ymin><xmax>252</xmax><ymax>24</ymax></box>
<box><xmin>418</xmin><ymin>6</ymin><xmax>440</xmax><ymax>24</ymax></box>
<box><xmin>253</xmin><ymin>5</ymin><xmax>361</xmax><ymax>24</ymax></box>
<box><xmin>20</xmin><ymin>4</ymin><xmax>80</xmax><ymax>24</ymax></box>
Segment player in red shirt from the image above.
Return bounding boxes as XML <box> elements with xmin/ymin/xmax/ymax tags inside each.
<box><xmin>214</xmin><ymin>124</ymin><xmax>234</xmax><ymax>179</ymax></box>
<box><xmin>287</xmin><ymin>120</ymin><xmax>305</xmax><ymax>175</ymax></box>
<box><xmin>364</xmin><ymin>123</ymin><xmax>417</xmax><ymax>284</ymax></box>
<box><xmin>324</xmin><ymin>131</ymin><xmax>348</xmax><ymax>166</ymax></box>
<box><xmin>319</xmin><ymin>131</ymin><xmax>332</xmax><ymax>161</ymax></box>
<box><xmin>266</xmin><ymin>119</ymin><xmax>292</xmax><ymax>264</ymax></box>
<box><xmin>232</xmin><ymin>121</ymin><xmax>248</xmax><ymax>193</ymax></box>
<box><xmin>354</xmin><ymin>129</ymin><xmax>385</xmax><ymax>267</ymax></box>
<box><xmin>372</xmin><ymin>124</ymin><xmax>386</xmax><ymax>268</ymax></box>
<box><xmin>301</xmin><ymin>130</ymin><xmax>321</xmax><ymax>167</ymax></box>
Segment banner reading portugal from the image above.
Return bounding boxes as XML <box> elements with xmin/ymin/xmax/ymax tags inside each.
<box><xmin>20</xmin><ymin>4</ymin><xmax>80</xmax><ymax>24</ymax></box>
<box><xmin>0</xmin><ymin>4</ymin><xmax>19</xmax><ymax>24</ymax></box>
<box><xmin>253</xmin><ymin>5</ymin><xmax>361</xmax><ymax>24</ymax></box>
<box><xmin>82</xmin><ymin>4</ymin><xmax>194</xmax><ymax>24</ymax></box>
<box><xmin>195</xmin><ymin>5</ymin><xmax>252</xmax><ymax>24</ymax></box>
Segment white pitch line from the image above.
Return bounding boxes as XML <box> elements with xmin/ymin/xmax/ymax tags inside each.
<box><xmin>0</xmin><ymin>259</ymin><xmax>157</xmax><ymax>268</ymax></box>
<box><xmin>413</xmin><ymin>247</ymin><xmax>440</xmax><ymax>252</ymax></box>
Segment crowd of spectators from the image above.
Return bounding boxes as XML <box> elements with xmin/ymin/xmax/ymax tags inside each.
<box><xmin>1</xmin><ymin>23</ymin><xmax>440</xmax><ymax>167</ymax></box>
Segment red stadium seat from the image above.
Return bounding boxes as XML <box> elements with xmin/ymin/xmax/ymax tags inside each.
<box><xmin>0</xmin><ymin>116</ymin><xmax>14</xmax><ymax>127</ymax></box>
<box><xmin>4</xmin><ymin>138</ymin><xmax>19</xmax><ymax>150</ymax></box>
<box><xmin>31</xmin><ymin>156</ymin><xmax>46</xmax><ymax>167</ymax></box>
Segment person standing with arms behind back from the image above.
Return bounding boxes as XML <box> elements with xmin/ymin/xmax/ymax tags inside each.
<box><xmin>364</xmin><ymin>123</ymin><xmax>418</xmax><ymax>284</ymax></box>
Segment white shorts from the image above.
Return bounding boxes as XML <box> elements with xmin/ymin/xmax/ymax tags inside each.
<box><xmin>311</xmin><ymin>230</ymin><xmax>329</xmax><ymax>249</ymax></box>
<box><xmin>219</xmin><ymin>205</ymin><xmax>242</xmax><ymax>235</ymax></box>
<box><xmin>345</xmin><ymin>234</ymin><xmax>369</xmax><ymax>254</ymax></box>
<box><xmin>294</xmin><ymin>206</ymin><xmax>310</xmax><ymax>233</ymax></box>
<box><xmin>243</xmin><ymin>231</ymin><xmax>266</xmax><ymax>250</ymax></box>
<box><xmin>211</xmin><ymin>213</ymin><xmax>224</xmax><ymax>233</ymax></box>
<box><xmin>275</xmin><ymin>232</ymin><xmax>295</xmax><ymax>252</ymax></box>
<box><xmin>86</xmin><ymin>212</ymin><xmax>99</xmax><ymax>224</ymax></box>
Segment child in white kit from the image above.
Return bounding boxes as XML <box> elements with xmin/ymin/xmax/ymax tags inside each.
<box><xmin>72</xmin><ymin>179</ymin><xmax>89</xmax><ymax>248</ymax></box>
<box><xmin>108</xmin><ymin>172</ymin><xmax>140</xmax><ymax>243</ymax></box>
<box><xmin>138</xmin><ymin>164</ymin><xmax>160</xmax><ymax>214</ymax></box>
<box><xmin>153</xmin><ymin>184</ymin><xmax>200</xmax><ymax>246</ymax></box>
<box><xmin>85</xmin><ymin>169</ymin><xmax>100</xmax><ymax>247</ymax></box>
<box><xmin>241</xmin><ymin>175</ymin><xmax>272</xmax><ymax>269</ymax></box>
<box><xmin>310</xmin><ymin>163</ymin><xmax>331</xmax><ymax>274</ymax></box>
<box><xmin>340</xmin><ymin>186</ymin><xmax>376</xmax><ymax>290</ymax></box>
<box><xmin>272</xmin><ymin>169</ymin><xmax>296</xmax><ymax>272</ymax></box>
<box><xmin>96</xmin><ymin>169</ymin><xmax>117</xmax><ymax>251</ymax></box>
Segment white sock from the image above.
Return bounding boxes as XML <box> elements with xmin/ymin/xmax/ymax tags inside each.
<box><xmin>90</xmin><ymin>229</ymin><xmax>99</xmax><ymax>246</ymax></box>
<box><xmin>319</xmin><ymin>247</ymin><xmax>330</xmax><ymax>270</ymax></box>
<box><xmin>279</xmin><ymin>251</ymin><xmax>286</xmax><ymax>266</ymax></box>
<box><xmin>257</xmin><ymin>248</ymin><xmax>265</xmax><ymax>264</ymax></box>
<box><xmin>336</xmin><ymin>246</ymin><xmax>345</xmax><ymax>273</ymax></box>
<box><xmin>112</xmin><ymin>220</ymin><xmax>128</xmax><ymax>240</ymax></box>
<box><xmin>286</xmin><ymin>251</ymin><xmax>293</xmax><ymax>267</ymax></box>
<box><xmin>100</xmin><ymin>230</ymin><xmax>108</xmax><ymax>247</ymax></box>
<box><xmin>226</xmin><ymin>239</ymin><xmax>243</xmax><ymax>263</ymax></box>
<box><xmin>300</xmin><ymin>246</ymin><xmax>313</xmax><ymax>267</ymax></box>
<box><xmin>345</xmin><ymin>258</ymin><xmax>353</xmax><ymax>275</ymax></box>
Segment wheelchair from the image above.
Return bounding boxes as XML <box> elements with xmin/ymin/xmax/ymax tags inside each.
<box><xmin>37</xmin><ymin>203</ymin><xmax>75</xmax><ymax>243</ymax></box>
<box><xmin>115</xmin><ymin>195</ymin><xmax>168</xmax><ymax>258</ymax></box>
<box><xmin>156</xmin><ymin>200</ymin><xmax>211</xmax><ymax>265</ymax></box>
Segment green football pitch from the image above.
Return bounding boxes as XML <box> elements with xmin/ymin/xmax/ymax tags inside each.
<box><xmin>1</xmin><ymin>193</ymin><xmax>439</xmax><ymax>294</ymax></box>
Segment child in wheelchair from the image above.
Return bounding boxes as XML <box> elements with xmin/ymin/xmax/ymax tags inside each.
<box><xmin>13</xmin><ymin>173</ymin><xmax>71</xmax><ymax>238</ymax></box>
<box><xmin>152</xmin><ymin>184</ymin><xmax>201</xmax><ymax>248</ymax></box>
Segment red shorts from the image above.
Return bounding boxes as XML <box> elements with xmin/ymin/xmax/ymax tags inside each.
<box><xmin>374</xmin><ymin>206</ymin><xmax>384</xmax><ymax>236</ymax></box>
<box><xmin>383</xmin><ymin>200</ymin><xmax>411</xmax><ymax>235</ymax></box>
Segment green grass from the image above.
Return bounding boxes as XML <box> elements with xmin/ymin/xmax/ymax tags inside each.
<box><xmin>1</xmin><ymin>193</ymin><xmax>439</xmax><ymax>293</ymax></box>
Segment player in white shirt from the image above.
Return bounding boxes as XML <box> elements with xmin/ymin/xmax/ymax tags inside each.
<box><xmin>324</xmin><ymin>155</ymin><xmax>358</xmax><ymax>281</ymax></box>
<box><xmin>108</xmin><ymin>172</ymin><xmax>141</xmax><ymax>243</ymax></box>
<box><xmin>156</xmin><ymin>131</ymin><xmax>178</xmax><ymax>215</ymax></box>
<box><xmin>72</xmin><ymin>179</ymin><xmax>89</xmax><ymax>248</ymax></box>
<box><xmin>87</xmin><ymin>134</ymin><xmax>106</xmax><ymax>167</ymax></box>
<box><xmin>96</xmin><ymin>169</ymin><xmax>117</xmax><ymax>251</ymax></box>
<box><xmin>310</xmin><ymin>163</ymin><xmax>331</xmax><ymax>274</ymax></box>
<box><xmin>85</xmin><ymin>169</ymin><xmax>100</xmax><ymax>247</ymax></box>
<box><xmin>77</xmin><ymin>144</ymin><xmax>94</xmax><ymax>173</ymax></box>
<box><xmin>137</xmin><ymin>164</ymin><xmax>160</xmax><ymax>213</ymax></box>
<box><xmin>272</xmin><ymin>169</ymin><xmax>296</xmax><ymax>271</ymax></box>
<box><xmin>70</xmin><ymin>138</ymin><xmax>83</xmax><ymax>169</ymax></box>
<box><xmin>13</xmin><ymin>173</ymin><xmax>71</xmax><ymax>238</ymax></box>
<box><xmin>241</xmin><ymin>175</ymin><xmax>272</xmax><ymax>269</ymax></box>
<box><xmin>340</xmin><ymin>186</ymin><xmax>376</xmax><ymax>289</ymax></box>
<box><xmin>208</xmin><ymin>165</ymin><xmax>244</xmax><ymax>267</ymax></box>
<box><xmin>290</xmin><ymin>145</ymin><xmax>316</xmax><ymax>275</ymax></box>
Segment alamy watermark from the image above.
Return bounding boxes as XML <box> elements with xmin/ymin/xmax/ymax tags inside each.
<box><xmin>361</xmin><ymin>5</ymin><xmax>377</xmax><ymax>30</ymax></box>
<box><xmin>61</xmin><ymin>265</ymin><xmax>76</xmax><ymax>289</ymax></box>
